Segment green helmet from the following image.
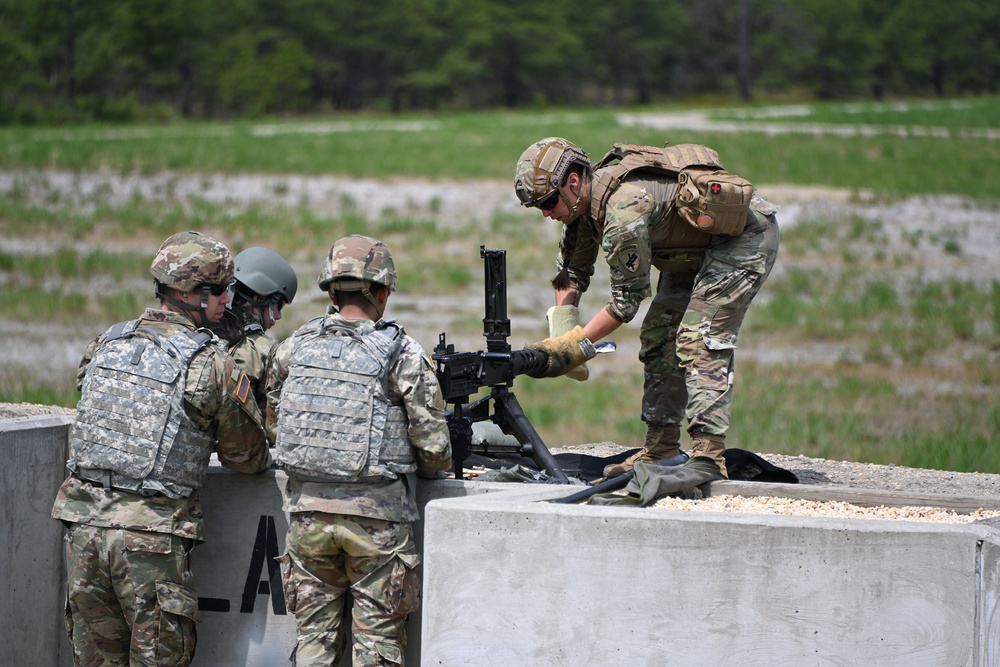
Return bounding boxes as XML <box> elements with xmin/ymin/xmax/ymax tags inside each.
<box><xmin>234</xmin><ymin>247</ymin><xmax>298</xmax><ymax>304</ymax></box>
<box><xmin>317</xmin><ymin>235</ymin><xmax>397</xmax><ymax>293</ymax></box>
<box><xmin>150</xmin><ymin>231</ymin><xmax>234</xmax><ymax>293</ymax></box>
<box><xmin>514</xmin><ymin>137</ymin><xmax>590</xmax><ymax>208</ymax></box>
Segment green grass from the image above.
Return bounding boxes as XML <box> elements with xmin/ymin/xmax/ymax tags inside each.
<box><xmin>712</xmin><ymin>98</ymin><xmax>1000</xmax><ymax>128</ymax></box>
<box><xmin>2</xmin><ymin>99</ymin><xmax>1000</xmax><ymax>200</ymax></box>
<box><xmin>729</xmin><ymin>363</ymin><xmax>1000</xmax><ymax>474</ymax></box>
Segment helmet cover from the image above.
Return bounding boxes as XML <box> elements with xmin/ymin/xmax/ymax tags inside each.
<box><xmin>317</xmin><ymin>235</ymin><xmax>397</xmax><ymax>292</ymax></box>
<box><xmin>150</xmin><ymin>231</ymin><xmax>234</xmax><ymax>293</ymax></box>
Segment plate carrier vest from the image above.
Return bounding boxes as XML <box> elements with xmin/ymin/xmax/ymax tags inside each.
<box><xmin>69</xmin><ymin>319</ymin><xmax>218</xmax><ymax>499</ymax></box>
<box><xmin>275</xmin><ymin>317</ymin><xmax>416</xmax><ymax>483</ymax></box>
<box><xmin>590</xmin><ymin>143</ymin><xmax>754</xmax><ymax>237</ymax></box>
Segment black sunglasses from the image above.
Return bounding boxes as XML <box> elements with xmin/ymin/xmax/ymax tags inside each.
<box><xmin>202</xmin><ymin>282</ymin><xmax>232</xmax><ymax>297</ymax></box>
<box><xmin>536</xmin><ymin>190</ymin><xmax>560</xmax><ymax>211</ymax></box>
<box><xmin>516</xmin><ymin>182</ymin><xmax>560</xmax><ymax>211</ymax></box>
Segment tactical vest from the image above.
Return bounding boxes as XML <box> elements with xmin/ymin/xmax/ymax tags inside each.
<box><xmin>274</xmin><ymin>317</ymin><xmax>415</xmax><ymax>483</ymax></box>
<box><xmin>68</xmin><ymin>320</ymin><xmax>218</xmax><ymax>499</ymax></box>
<box><xmin>590</xmin><ymin>143</ymin><xmax>754</xmax><ymax>237</ymax></box>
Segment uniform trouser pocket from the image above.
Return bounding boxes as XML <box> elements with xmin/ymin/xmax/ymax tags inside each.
<box><xmin>153</xmin><ymin>580</ymin><xmax>198</xmax><ymax>665</ymax></box>
<box><xmin>120</xmin><ymin>530</ymin><xmax>197</xmax><ymax>667</ymax></box>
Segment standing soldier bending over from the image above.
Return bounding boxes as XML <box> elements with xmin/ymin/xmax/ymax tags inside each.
<box><xmin>209</xmin><ymin>245</ymin><xmax>298</xmax><ymax>430</ymax></box>
<box><xmin>515</xmin><ymin>137</ymin><xmax>779</xmax><ymax>480</ymax></box>
<box><xmin>266</xmin><ymin>235</ymin><xmax>452</xmax><ymax>666</ymax></box>
<box><xmin>52</xmin><ymin>231</ymin><xmax>271</xmax><ymax>666</ymax></box>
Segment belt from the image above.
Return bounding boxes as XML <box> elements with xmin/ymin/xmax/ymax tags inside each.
<box><xmin>75</xmin><ymin>468</ymin><xmax>161</xmax><ymax>497</ymax></box>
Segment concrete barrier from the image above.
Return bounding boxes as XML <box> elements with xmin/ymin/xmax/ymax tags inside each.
<box><xmin>0</xmin><ymin>414</ymin><xmax>73</xmax><ymax>667</ymax></box>
<box><xmin>421</xmin><ymin>484</ymin><xmax>1000</xmax><ymax>666</ymax></box>
<box><xmin>192</xmin><ymin>467</ymin><xmax>505</xmax><ymax>666</ymax></box>
<box><xmin>5</xmin><ymin>413</ymin><xmax>999</xmax><ymax>666</ymax></box>
<box><xmin>0</xmin><ymin>413</ymin><xmax>503</xmax><ymax>666</ymax></box>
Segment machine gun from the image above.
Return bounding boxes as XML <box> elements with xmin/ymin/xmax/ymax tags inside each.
<box><xmin>432</xmin><ymin>246</ymin><xmax>570</xmax><ymax>483</ymax></box>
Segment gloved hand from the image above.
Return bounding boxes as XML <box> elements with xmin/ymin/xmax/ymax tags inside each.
<box><xmin>587</xmin><ymin>459</ymin><xmax>723</xmax><ymax>506</ymax></box>
<box><xmin>547</xmin><ymin>305</ymin><xmax>589</xmax><ymax>382</ymax></box>
<box><xmin>525</xmin><ymin>325</ymin><xmax>598</xmax><ymax>378</ymax></box>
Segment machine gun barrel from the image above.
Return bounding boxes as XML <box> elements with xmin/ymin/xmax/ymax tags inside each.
<box><xmin>432</xmin><ymin>246</ymin><xmax>569</xmax><ymax>483</ymax></box>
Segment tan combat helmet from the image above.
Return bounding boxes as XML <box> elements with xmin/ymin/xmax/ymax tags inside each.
<box><xmin>151</xmin><ymin>231</ymin><xmax>234</xmax><ymax>294</ymax></box>
<box><xmin>318</xmin><ymin>235</ymin><xmax>397</xmax><ymax>312</ymax></box>
<box><xmin>514</xmin><ymin>137</ymin><xmax>590</xmax><ymax>212</ymax></box>
<box><xmin>150</xmin><ymin>230</ymin><xmax>234</xmax><ymax>322</ymax></box>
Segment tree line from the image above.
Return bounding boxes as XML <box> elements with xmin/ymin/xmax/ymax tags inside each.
<box><xmin>1</xmin><ymin>0</ymin><xmax>997</xmax><ymax>124</ymax></box>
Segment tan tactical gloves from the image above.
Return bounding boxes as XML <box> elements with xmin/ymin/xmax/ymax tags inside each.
<box><xmin>526</xmin><ymin>325</ymin><xmax>598</xmax><ymax>378</ymax></box>
<box><xmin>546</xmin><ymin>305</ymin><xmax>590</xmax><ymax>381</ymax></box>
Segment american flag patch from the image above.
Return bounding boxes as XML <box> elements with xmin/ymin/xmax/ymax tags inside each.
<box><xmin>235</xmin><ymin>373</ymin><xmax>251</xmax><ymax>403</ymax></box>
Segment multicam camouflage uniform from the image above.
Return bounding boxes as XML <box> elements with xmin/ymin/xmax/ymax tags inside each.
<box><xmin>210</xmin><ymin>306</ymin><xmax>278</xmax><ymax>435</ymax></box>
<box><xmin>266</xmin><ymin>312</ymin><xmax>451</xmax><ymax>667</ymax></box>
<box><xmin>559</xmin><ymin>169</ymin><xmax>779</xmax><ymax>461</ymax></box>
<box><xmin>210</xmin><ymin>245</ymin><xmax>298</xmax><ymax>433</ymax></box>
<box><xmin>54</xmin><ymin>247</ymin><xmax>271</xmax><ymax>665</ymax></box>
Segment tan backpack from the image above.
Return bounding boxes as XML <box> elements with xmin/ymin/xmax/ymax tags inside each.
<box><xmin>590</xmin><ymin>143</ymin><xmax>754</xmax><ymax>236</ymax></box>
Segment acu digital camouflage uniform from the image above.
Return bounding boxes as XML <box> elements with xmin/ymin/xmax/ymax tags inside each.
<box><xmin>266</xmin><ymin>236</ymin><xmax>451</xmax><ymax>667</ymax></box>
<box><xmin>52</xmin><ymin>232</ymin><xmax>271</xmax><ymax>667</ymax></box>
<box><xmin>516</xmin><ymin>138</ymin><xmax>780</xmax><ymax>476</ymax></box>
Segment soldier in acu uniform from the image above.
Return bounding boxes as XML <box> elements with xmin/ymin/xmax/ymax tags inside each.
<box><xmin>515</xmin><ymin>138</ymin><xmax>780</xmax><ymax>480</ymax></box>
<box><xmin>266</xmin><ymin>234</ymin><xmax>451</xmax><ymax>666</ymax></box>
<box><xmin>52</xmin><ymin>230</ymin><xmax>271</xmax><ymax>666</ymax></box>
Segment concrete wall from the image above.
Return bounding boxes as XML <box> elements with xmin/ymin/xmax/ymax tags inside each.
<box><xmin>192</xmin><ymin>467</ymin><xmax>503</xmax><ymax>666</ymax></box>
<box><xmin>421</xmin><ymin>484</ymin><xmax>1000</xmax><ymax>666</ymax></box>
<box><xmin>0</xmin><ymin>414</ymin><xmax>502</xmax><ymax>666</ymax></box>
<box><xmin>5</xmin><ymin>414</ymin><xmax>1000</xmax><ymax>666</ymax></box>
<box><xmin>0</xmin><ymin>415</ymin><xmax>73</xmax><ymax>667</ymax></box>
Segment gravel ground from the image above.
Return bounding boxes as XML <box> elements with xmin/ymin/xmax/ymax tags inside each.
<box><xmin>554</xmin><ymin>442</ymin><xmax>1000</xmax><ymax>524</ymax></box>
<box><xmin>557</xmin><ymin>441</ymin><xmax>1000</xmax><ymax>498</ymax></box>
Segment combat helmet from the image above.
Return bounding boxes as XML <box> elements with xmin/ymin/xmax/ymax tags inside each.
<box><xmin>318</xmin><ymin>235</ymin><xmax>397</xmax><ymax>308</ymax></box>
<box><xmin>514</xmin><ymin>137</ymin><xmax>590</xmax><ymax>210</ymax></box>
<box><xmin>151</xmin><ymin>231</ymin><xmax>234</xmax><ymax>293</ymax></box>
<box><xmin>233</xmin><ymin>247</ymin><xmax>298</xmax><ymax>306</ymax></box>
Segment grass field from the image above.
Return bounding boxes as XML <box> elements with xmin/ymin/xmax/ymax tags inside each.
<box><xmin>1</xmin><ymin>98</ymin><xmax>998</xmax><ymax>472</ymax></box>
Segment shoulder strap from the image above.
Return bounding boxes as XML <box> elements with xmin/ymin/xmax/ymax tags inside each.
<box><xmin>375</xmin><ymin>318</ymin><xmax>404</xmax><ymax>341</ymax></box>
<box><xmin>100</xmin><ymin>319</ymin><xmax>141</xmax><ymax>343</ymax></box>
<box><xmin>184</xmin><ymin>329</ymin><xmax>215</xmax><ymax>348</ymax></box>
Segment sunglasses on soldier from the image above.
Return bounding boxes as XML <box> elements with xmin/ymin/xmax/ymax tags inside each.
<box><xmin>515</xmin><ymin>182</ymin><xmax>560</xmax><ymax>211</ymax></box>
<box><xmin>536</xmin><ymin>189</ymin><xmax>561</xmax><ymax>211</ymax></box>
<box><xmin>202</xmin><ymin>282</ymin><xmax>233</xmax><ymax>297</ymax></box>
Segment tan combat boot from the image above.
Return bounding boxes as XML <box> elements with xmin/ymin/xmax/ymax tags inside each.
<box><xmin>688</xmin><ymin>431</ymin><xmax>728</xmax><ymax>479</ymax></box>
<box><xmin>603</xmin><ymin>424</ymin><xmax>682</xmax><ymax>478</ymax></box>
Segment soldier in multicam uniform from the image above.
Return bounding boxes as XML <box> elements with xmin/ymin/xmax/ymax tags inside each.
<box><xmin>51</xmin><ymin>230</ymin><xmax>271</xmax><ymax>666</ymax></box>
<box><xmin>515</xmin><ymin>138</ymin><xmax>780</xmax><ymax>480</ymax></box>
<box><xmin>266</xmin><ymin>235</ymin><xmax>451</xmax><ymax>666</ymax></box>
<box><xmin>208</xmin><ymin>246</ymin><xmax>298</xmax><ymax>434</ymax></box>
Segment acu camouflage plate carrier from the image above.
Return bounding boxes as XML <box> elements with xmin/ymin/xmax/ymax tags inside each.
<box><xmin>275</xmin><ymin>317</ymin><xmax>416</xmax><ymax>482</ymax></box>
<box><xmin>591</xmin><ymin>143</ymin><xmax>754</xmax><ymax>236</ymax></box>
<box><xmin>69</xmin><ymin>320</ymin><xmax>218</xmax><ymax>499</ymax></box>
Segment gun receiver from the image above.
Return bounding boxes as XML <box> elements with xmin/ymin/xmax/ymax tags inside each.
<box><xmin>433</xmin><ymin>246</ymin><xmax>570</xmax><ymax>483</ymax></box>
